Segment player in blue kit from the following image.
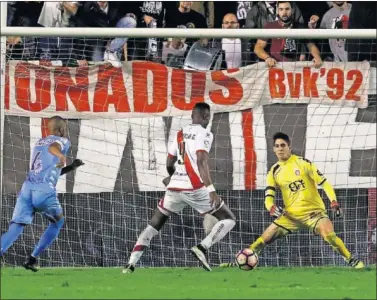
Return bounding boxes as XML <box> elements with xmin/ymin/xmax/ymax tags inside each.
<box><xmin>0</xmin><ymin>116</ymin><xmax>84</xmax><ymax>271</ymax></box>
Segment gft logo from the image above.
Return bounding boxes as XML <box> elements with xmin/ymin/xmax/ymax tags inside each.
<box><xmin>288</xmin><ymin>180</ymin><xmax>306</xmax><ymax>192</ymax></box>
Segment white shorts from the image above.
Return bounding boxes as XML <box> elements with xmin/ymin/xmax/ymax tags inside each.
<box><xmin>158</xmin><ymin>187</ymin><xmax>224</xmax><ymax>216</ymax></box>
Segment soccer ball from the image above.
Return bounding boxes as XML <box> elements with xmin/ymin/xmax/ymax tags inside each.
<box><xmin>235</xmin><ymin>248</ymin><xmax>258</xmax><ymax>271</ymax></box>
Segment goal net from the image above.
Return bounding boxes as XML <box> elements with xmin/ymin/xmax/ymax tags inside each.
<box><xmin>1</xmin><ymin>29</ymin><xmax>376</xmax><ymax>268</ymax></box>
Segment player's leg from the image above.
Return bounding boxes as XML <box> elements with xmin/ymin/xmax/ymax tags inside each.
<box><xmin>191</xmin><ymin>204</ymin><xmax>236</xmax><ymax>271</ymax></box>
<box><xmin>0</xmin><ymin>186</ymin><xmax>33</xmax><ymax>257</ymax></box>
<box><xmin>124</xmin><ymin>209</ymin><xmax>168</xmax><ymax>273</ymax></box>
<box><xmin>315</xmin><ymin>217</ymin><xmax>364</xmax><ymax>269</ymax></box>
<box><xmin>201</xmin><ymin>204</ymin><xmax>236</xmax><ymax>249</ymax></box>
<box><xmin>220</xmin><ymin>218</ymin><xmax>292</xmax><ymax>268</ymax></box>
<box><xmin>123</xmin><ymin>190</ymin><xmax>186</xmax><ymax>273</ymax></box>
<box><xmin>24</xmin><ymin>191</ymin><xmax>65</xmax><ymax>272</ymax></box>
<box><xmin>183</xmin><ymin>188</ymin><xmax>236</xmax><ymax>271</ymax></box>
<box><xmin>250</xmin><ymin>221</ymin><xmax>291</xmax><ymax>254</ymax></box>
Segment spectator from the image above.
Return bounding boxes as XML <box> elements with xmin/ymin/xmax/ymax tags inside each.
<box><xmin>211</xmin><ymin>13</ymin><xmax>243</xmax><ymax>69</ymax></box>
<box><xmin>104</xmin><ymin>12</ymin><xmax>137</xmax><ymax>67</ymax></box>
<box><xmin>37</xmin><ymin>2</ymin><xmax>80</xmax><ymax>63</ymax></box>
<box><xmin>165</xmin><ymin>2</ymin><xmax>208</xmax><ymax>48</ymax></box>
<box><xmin>7</xmin><ymin>2</ymin><xmax>17</xmax><ymax>27</ymax></box>
<box><xmin>161</xmin><ymin>37</ymin><xmax>188</xmax><ymax>67</ymax></box>
<box><xmin>245</xmin><ymin>1</ymin><xmax>304</xmax><ymax>29</ymax></box>
<box><xmin>346</xmin><ymin>1</ymin><xmax>376</xmax><ymax>62</ymax></box>
<box><xmin>297</xmin><ymin>2</ymin><xmax>332</xmax><ymax>27</ymax></box>
<box><xmin>165</xmin><ymin>2</ymin><xmax>207</xmax><ymax>29</ymax></box>
<box><xmin>254</xmin><ymin>1</ymin><xmax>322</xmax><ymax>68</ymax></box>
<box><xmin>139</xmin><ymin>1</ymin><xmax>166</xmax><ymax>27</ymax></box>
<box><xmin>191</xmin><ymin>1</ymin><xmax>215</xmax><ymax>28</ymax></box>
<box><xmin>214</xmin><ymin>1</ymin><xmax>253</xmax><ymax>28</ymax></box>
<box><xmin>302</xmin><ymin>2</ymin><xmax>332</xmax><ymax>60</ymax></box>
<box><xmin>245</xmin><ymin>1</ymin><xmax>304</xmax><ymax>63</ymax></box>
<box><xmin>71</xmin><ymin>1</ymin><xmax>120</xmax><ymax>62</ymax></box>
<box><xmin>134</xmin><ymin>2</ymin><xmax>167</xmax><ymax>62</ymax></box>
<box><xmin>7</xmin><ymin>1</ymin><xmax>43</xmax><ymax>60</ymax></box>
<box><xmin>315</xmin><ymin>1</ymin><xmax>352</xmax><ymax>62</ymax></box>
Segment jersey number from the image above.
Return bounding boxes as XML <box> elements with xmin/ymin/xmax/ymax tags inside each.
<box><xmin>31</xmin><ymin>151</ymin><xmax>43</xmax><ymax>174</ymax></box>
<box><xmin>177</xmin><ymin>142</ymin><xmax>186</xmax><ymax>165</ymax></box>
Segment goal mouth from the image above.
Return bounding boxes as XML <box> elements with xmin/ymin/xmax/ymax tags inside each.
<box><xmin>0</xmin><ymin>26</ymin><xmax>376</xmax><ymax>268</ymax></box>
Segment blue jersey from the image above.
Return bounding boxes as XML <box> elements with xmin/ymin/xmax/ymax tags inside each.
<box><xmin>27</xmin><ymin>135</ymin><xmax>71</xmax><ymax>189</ymax></box>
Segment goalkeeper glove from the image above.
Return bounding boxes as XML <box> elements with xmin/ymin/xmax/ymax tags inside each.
<box><xmin>331</xmin><ymin>201</ymin><xmax>342</xmax><ymax>217</ymax></box>
<box><xmin>269</xmin><ymin>205</ymin><xmax>283</xmax><ymax>218</ymax></box>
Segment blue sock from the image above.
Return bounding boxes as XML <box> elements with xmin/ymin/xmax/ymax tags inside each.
<box><xmin>32</xmin><ymin>218</ymin><xmax>64</xmax><ymax>258</ymax></box>
<box><xmin>1</xmin><ymin>223</ymin><xmax>25</xmax><ymax>256</ymax></box>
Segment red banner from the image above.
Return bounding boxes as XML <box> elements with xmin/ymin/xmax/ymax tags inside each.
<box><xmin>4</xmin><ymin>61</ymin><xmax>371</xmax><ymax>118</ymax></box>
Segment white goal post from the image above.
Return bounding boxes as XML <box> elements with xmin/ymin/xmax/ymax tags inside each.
<box><xmin>2</xmin><ymin>27</ymin><xmax>376</xmax><ymax>39</ymax></box>
<box><xmin>1</xmin><ymin>18</ymin><xmax>376</xmax><ymax>268</ymax></box>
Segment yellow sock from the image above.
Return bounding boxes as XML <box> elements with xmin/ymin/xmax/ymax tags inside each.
<box><xmin>324</xmin><ymin>232</ymin><xmax>352</xmax><ymax>260</ymax></box>
<box><xmin>249</xmin><ymin>237</ymin><xmax>266</xmax><ymax>255</ymax></box>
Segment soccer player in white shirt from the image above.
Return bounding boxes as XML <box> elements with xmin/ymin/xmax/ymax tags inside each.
<box><xmin>123</xmin><ymin>103</ymin><xmax>236</xmax><ymax>273</ymax></box>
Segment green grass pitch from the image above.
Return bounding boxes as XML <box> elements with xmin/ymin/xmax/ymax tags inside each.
<box><xmin>1</xmin><ymin>266</ymin><xmax>376</xmax><ymax>299</ymax></box>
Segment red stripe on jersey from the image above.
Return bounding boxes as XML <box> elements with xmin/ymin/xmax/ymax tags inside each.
<box><xmin>242</xmin><ymin>110</ymin><xmax>257</xmax><ymax>190</ymax></box>
<box><xmin>132</xmin><ymin>245</ymin><xmax>145</xmax><ymax>252</ymax></box>
<box><xmin>177</xmin><ymin>130</ymin><xmax>204</xmax><ymax>189</ymax></box>
<box><xmin>4</xmin><ymin>64</ymin><xmax>9</xmax><ymax>110</ymax></box>
<box><xmin>158</xmin><ymin>197</ymin><xmax>174</xmax><ymax>214</ymax></box>
<box><xmin>196</xmin><ymin>150</ymin><xmax>208</xmax><ymax>154</ymax></box>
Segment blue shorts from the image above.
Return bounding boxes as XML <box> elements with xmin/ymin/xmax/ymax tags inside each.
<box><xmin>11</xmin><ymin>182</ymin><xmax>63</xmax><ymax>224</ymax></box>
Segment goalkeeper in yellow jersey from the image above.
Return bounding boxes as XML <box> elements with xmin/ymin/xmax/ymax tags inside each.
<box><xmin>223</xmin><ymin>132</ymin><xmax>364</xmax><ymax>269</ymax></box>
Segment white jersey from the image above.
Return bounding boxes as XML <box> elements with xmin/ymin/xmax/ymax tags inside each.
<box><xmin>167</xmin><ymin>124</ymin><xmax>213</xmax><ymax>190</ymax></box>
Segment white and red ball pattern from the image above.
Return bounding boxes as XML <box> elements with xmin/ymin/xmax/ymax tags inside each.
<box><xmin>235</xmin><ymin>248</ymin><xmax>258</xmax><ymax>271</ymax></box>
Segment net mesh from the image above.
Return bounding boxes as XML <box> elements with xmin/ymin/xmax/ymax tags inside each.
<box><xmin>1</xmin><ymin>33</ymin><xmax>376</xmax><ymax>268</ymax></box>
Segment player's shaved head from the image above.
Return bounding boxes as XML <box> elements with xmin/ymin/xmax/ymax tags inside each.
<box><xmin>48</xmin><ymin>116</ymin><xmax>68</xmax><ymax>137</ymax></box>
<box><xmin>192</xmin><ymin>102</ymin><xmax>211</xmax><ymax>128</ymax></box>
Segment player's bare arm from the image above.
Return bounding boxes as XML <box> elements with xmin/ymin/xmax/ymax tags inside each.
<box><xmin>49</xmin><ymin>142</ymin><xmax>66</xmax><ymax>168</ymax></box>
<box><xmin>197</xmin><ymin>150</ymin><xmax>220</xmax><ymax>208</ymax></box>
<box><xmin>163</xmin><ymin>155</ymin><xmax>177</xmax><ymax>187</ymax></box>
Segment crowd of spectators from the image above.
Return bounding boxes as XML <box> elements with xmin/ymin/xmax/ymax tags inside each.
<box><xmin>5</xmin><ymin>1</ymin><xmax>376</xmax><ymax>69</ymax></box>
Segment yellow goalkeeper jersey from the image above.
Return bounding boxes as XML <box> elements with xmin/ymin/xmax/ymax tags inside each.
<box><xmin>265</xmin><ymin>154</ymin><xmax>337</xmax><ymax>217</ymax></box>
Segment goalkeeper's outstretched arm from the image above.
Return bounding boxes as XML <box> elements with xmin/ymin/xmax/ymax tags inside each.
<box><xmin>308</xmin><ymin>162</ymin><xmax>341</xmax><ymax>216</ymax></box>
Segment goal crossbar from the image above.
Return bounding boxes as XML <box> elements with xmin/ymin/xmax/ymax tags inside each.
<box><xmin>1</xmin><ymin>27</ymin><xmax>375</xmax><ymax>39</ymax></box>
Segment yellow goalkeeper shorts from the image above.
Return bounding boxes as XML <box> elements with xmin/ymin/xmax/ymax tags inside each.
<box><xmin>273</xmin><ymin>210</ymin><xmax>329</xmax><ymax>234</ymax></box>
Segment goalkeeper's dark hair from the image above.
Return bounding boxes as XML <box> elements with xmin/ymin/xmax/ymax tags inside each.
<box><xmin>273</xmin><ymin>132</ymin><xmax>291</xmax><ymax>146</ymax></box>
<box><xmin>193</xmin><ymin>102</ymin><xmax>211</xmax><ymax>113</ymax></box>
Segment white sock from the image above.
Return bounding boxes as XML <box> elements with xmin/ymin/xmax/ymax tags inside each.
<box><xmin>128</xmin><ymin>225</ymin><xmax>158</xmax><ymax>266</ymax></box>
<box><xmin>200</xmin><ymin>219</ymin><xmax>236</xmax><ymax>250</ymax></box>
